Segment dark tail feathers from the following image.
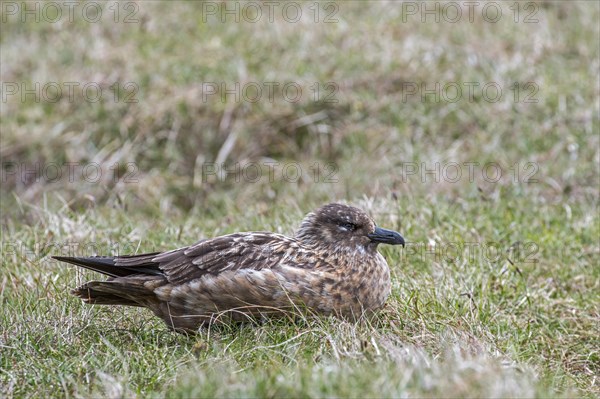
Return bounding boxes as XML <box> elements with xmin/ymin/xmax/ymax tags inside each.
<box><xmin>53</xmin><ymin>254</ymin><xmax>165</xmax><ymax>306</ymax></box>
<box><xmin>72</xmin><ymin>280</ymin><xmax>152</xmax><ymax>306</ymax></box>
<box><xmin>52</xmin><ymin>253</ymin><xmax>163</xmax><ymax>278</ymax></box>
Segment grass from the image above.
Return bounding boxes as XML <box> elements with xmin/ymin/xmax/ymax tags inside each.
<box><xmin>1</xmin><ymin>1</ymin><xmax>599</xmax><ymax>398</ymax></box>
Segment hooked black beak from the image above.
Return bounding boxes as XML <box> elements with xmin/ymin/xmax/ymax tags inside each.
<box><xmin>368</xmin><ymin>226</ymin><xmax>405</xmax><ymax>247</ymax></box>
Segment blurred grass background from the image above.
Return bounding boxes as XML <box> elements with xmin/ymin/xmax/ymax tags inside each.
<box><xmin>1</xmin><ymin>1</ymin><xmax>598</xmax><ymax>398</ymax></box>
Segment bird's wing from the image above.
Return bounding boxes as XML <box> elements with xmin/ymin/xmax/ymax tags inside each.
<box><xmin>152</xmin><ymin>232</ymin><xmax>325</xmax><ymax>285</ymax></box>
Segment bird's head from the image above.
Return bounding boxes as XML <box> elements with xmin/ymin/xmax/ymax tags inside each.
<box><xmin>296</xmin><ymin>203</ymin><xmax>405</xmax><ymax>253</ymax></box>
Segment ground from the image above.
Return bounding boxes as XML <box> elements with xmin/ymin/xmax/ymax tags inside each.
<box><xmin>1</xmin><ymin>1</ymin><xmax>598</xmax><ymax>398</ymax></box>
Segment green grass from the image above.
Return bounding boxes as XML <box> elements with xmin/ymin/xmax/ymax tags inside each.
<box><xmin>1</xmin><ymin>1</ymin><xmax>599</xmax><ymax>398</ymax></box>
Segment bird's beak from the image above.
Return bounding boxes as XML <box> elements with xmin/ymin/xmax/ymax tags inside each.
<box><xmin>368</xmin><ymin>227</ymin><xmax>405</xmax><ymax>247</ymax></box>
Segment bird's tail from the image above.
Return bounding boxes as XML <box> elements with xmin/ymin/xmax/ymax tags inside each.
<box><xmin>53</xmin><ymin>254</ymin><xmax>164</xmax><ymax>306</ymax></box>
<box><xmin>72</xmin><ymin>278</ymin><xmax>158</xmax><ymax>306</ymax></box>
<box><xmin>52</xmin><ymin>254</ymin><xmax>161</xmax><ymax>277</ymax></box>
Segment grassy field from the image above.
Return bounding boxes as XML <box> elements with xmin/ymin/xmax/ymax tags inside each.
<box><xmin>1</xmin><ymin>1</ymin><xmax>599</xmax><ymax>398</ymax></box>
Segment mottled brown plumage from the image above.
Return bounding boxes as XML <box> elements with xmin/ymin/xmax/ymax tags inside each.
<box><xmin>53</xmin><ymin>203</ymin><xmax>404</xmax><ymax>332</ymax></box>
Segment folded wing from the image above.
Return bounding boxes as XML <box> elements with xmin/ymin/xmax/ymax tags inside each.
<box><xmin>54</xmin><ymin>232</ymin><xmax>303</xmax><ymax>284</ymax></box>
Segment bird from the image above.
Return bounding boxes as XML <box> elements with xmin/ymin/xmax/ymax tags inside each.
<box><xmin>53</xmin><ymin>203</ymin><xmax>405</xmax><ymax>333</ymax></box>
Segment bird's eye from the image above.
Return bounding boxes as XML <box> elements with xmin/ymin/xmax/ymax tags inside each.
<box><xmin>341</xmin><ymin>222</ymin><xmax>356</xmax><ymax>231</ymax></box>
